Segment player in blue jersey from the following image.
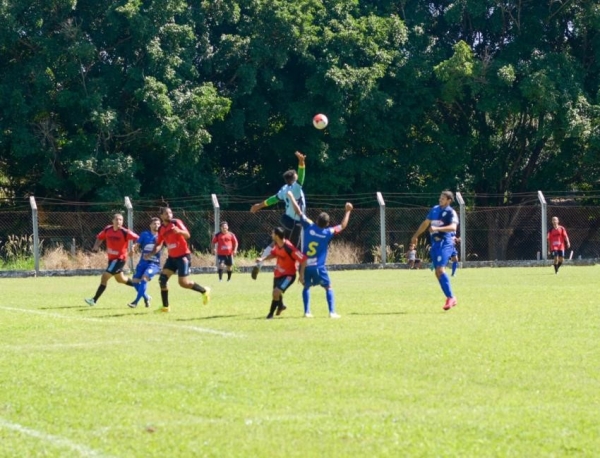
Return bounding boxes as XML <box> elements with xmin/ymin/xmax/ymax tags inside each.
<box><xmin>411</xmin><ymin>190</ymin><xmax>459</xmax><ymax>310</ymax></box>
<box><xmin>127</xmin><ymin>217</ymin><xmax>162</xmax><ymax>308</ymax></box>
<box><xmin>288</xmin><ymin>191</ymin><xmax>353</xmax><ymax>318</ymax></box>
<box><xmin>250</xmin><ymin>151</ymin><xmax>306</xmax><ymax>279</ymax></box>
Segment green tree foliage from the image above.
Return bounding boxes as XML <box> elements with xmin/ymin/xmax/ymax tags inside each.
<box><xmin>0</xmin><ymin>0</ymin><xmax>229</xmax><ymax>201</ymax></box>
<box><xmin>0</xmin><ymin>0</ymin><xmax>599</xmax><ymax>204</ymax></box>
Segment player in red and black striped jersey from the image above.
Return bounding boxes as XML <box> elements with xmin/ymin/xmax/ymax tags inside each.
<box><xmin>147</xmin><ymin>207</ymin><xmax>210</xmax><ymax>312</ymax></box>
<box><xmin>84</xmin><ymin>213</ymin><xmax>139</xmax><ymax>306</ymax></box>
<box><xmin>256</xmin><ymin>226</ymin><xmax>307</xmax><ymax>319</ymax></box>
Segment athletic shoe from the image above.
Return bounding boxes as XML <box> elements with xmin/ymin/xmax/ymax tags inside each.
<box><xmin>443</xmin><ymin>297</ymin><xmax>457</xmax><ymax>311</ymax></box>
<box><xmin>127</xmin><ymin>302</ymin><xmax>138</xmax><ymax>308</ymax></box>
<box><xmin>266</xmin><ymin>314</ymin><xmax>274</xmax><ymax>320</ymax></box>
<box><xmin>84</xmin><ymin>298</ymin><xmax>96</xmax><ymax>306</ymax></box>
<box><xmin>202</xmin><ymin>287</ymin><xmax>211</xmax><ymax>305</ymax></box>
<box><xmin>251</xmin><ymin>265</ymin><xmax>260</xmax><ymax>280</ymax></box>
<box><xmin>275</xmin><ymin>305</ymin><xmax>287</xmax><ymax>316</ymax></box>
<box><xmin>144</xmin><ymin>295</ymin><xmax>152</xmax><ymax>308</ymax></box>
<box><xmin>304</xmin><ymin>313</ymin><xmax>313</xmax><ymax>318</ymax></box>
<box><xmin>155</xmin><ymin>306</ymin><xmax>170</xmax><ymax>313</ymax></box>
<box><xmin>329</xmin><ymin>313</ymin><xmax>341</xmax><ymax>319</ymax></box>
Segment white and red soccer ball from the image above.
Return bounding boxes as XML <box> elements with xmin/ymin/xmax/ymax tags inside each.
<box><xmin>312</xmin><ymin>113</ymin><xmax>328</xmax><ymax>130</ymax></box>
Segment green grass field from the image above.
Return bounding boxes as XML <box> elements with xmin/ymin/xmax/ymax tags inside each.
<box><xmin>1</xmin><ymin>266</ymin><xmax>599</xmax><ymax>457</ymax></box>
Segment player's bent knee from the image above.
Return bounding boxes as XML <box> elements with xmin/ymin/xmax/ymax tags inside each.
<box><xmin>159</xmin><ymin>274</ymin><xmax>169</xmax><ymax>289</ymax></box>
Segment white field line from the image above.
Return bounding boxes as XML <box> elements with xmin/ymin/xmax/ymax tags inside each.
<box><xmin>2</xmin><ymin>338</ymin><xmax>167</xmax><ymax>351</ymax></box>
<box><xmin>0</xmin><ymin>306</ymin><xmax>240</xmax><ymax>338</ymax></box>
<box><xmin>0</xmin><ymin>417</ymin><xmax>113</xmax><ymax>457</ymax></box>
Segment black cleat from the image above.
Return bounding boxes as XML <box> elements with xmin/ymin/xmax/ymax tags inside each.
<box><xmin>251</xmin><ymin>265</ymin><xmax>260</xmax><ymax>280</ymax></box>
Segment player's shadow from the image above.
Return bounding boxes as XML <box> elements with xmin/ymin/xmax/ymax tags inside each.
<box><xmin>348</xmin><ymin>311</ymin><xmax>408</xmax><ymax>316</ymax></box>
<box><xmin>176</xmin><ymin>314</ymin><xmax>242</xmax><ymax>321</ymax></box>
<box><xmin>41</xmin><ymin>305</ymin><xmax>84</xmax><ymax>310</ymax></box>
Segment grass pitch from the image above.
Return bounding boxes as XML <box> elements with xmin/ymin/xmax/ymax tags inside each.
<box><xmin>1</xmin><ymin>266</ymin><xmax>599</xmax><ymax>457</ymax></box>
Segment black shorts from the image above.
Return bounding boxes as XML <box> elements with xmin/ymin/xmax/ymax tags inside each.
<box><xmin>280</xmin><ymin>215</ymin><xmax>303</xmax><ymax>248</ymax></box>
<box><xmin>163</xmin><ymin>254</ymin><xmax>192</xmax><ymax>277</ymax></box>
<box><xmin>106</xmin><ymin>259</ymin><xmax>126</xmax><ymax>275</ymax></box>
<box><xmin>217</xmin><ymin>254</ymin><xmax>234</xmax><ymax>266</ymax></box>
<box><xmin>273</xmin><ymin>274</ymin><xmax>296</xmax><ymax>293</ymax></box>
<box><xmin>551</xmin><ymin>250</ymin><xmax>565</xmax><ymax>258</ymax></box>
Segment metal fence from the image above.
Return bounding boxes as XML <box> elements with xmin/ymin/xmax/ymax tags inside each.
<box><xmin>1</xmin><ymin>192</ymin><xmax>600</xmax><ymax>273</ymax></box>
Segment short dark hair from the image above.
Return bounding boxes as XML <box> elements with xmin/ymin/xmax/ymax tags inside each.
<box><xmin>150</xmin><ymin>217</ymin><xmax>161</xmax><ymax>223</ymax></box>
<box><xmin>316</xmin><ymin>212</ymin><xmax>330</xmax><ymax>228</ymax></box>
<box><xmin>283</xmin><ymin>170</ymin><xmax>296</xmax><ymax>184</ymax></box>
<box><xmin>220</xmin><ymin>221</ymin><xmax>228</xmax><ymax>226</ymax></box>
<box><xmin>159</xmin><ymin>206</ymin><xmax>171</xmax><ymax>214</ymax></box>
<box><xmin>273</xmin><ymin>227</ymin><xmax>285</xmax><ymax>239</ymax></box>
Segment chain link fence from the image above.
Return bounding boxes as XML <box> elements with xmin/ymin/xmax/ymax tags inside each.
<box><xmin>1</xmin><ymin>193</ymin><xmax>600</xmax><ymax>272</ymax></box>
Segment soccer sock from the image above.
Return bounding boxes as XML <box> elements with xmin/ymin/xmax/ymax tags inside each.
<box><xmin>302</xmin><ymin>287</ymin><xmax>311</xmax><ymax>314</ymax></box>
<box><xmin>227</xmin><ymin>271</ymin><xmax>232</xmax><ymax>281</ymax></box>
<box><xmin>268</xmin><ymin>300</ymin><xmax>278</xmax><ymax>317</ymax></box>
<box><xmin>126</xmin><ymin>278</ymin><xmax>134</xmax><ymax>287</ymax></box>
<box><xmin>554</xmin><ymin>264</ymin><xmax>558</xmax><ymax>273</ymax></box>
<box><xmin>438</xmin><ymin>272</ymin><xmax>453</xmax><ymax>298</ymax></box>
<box><xmin>161</xmin><ymin>290</ymin><xmax>169</xmax><ymax>307</ymax></box>
<box><xmin>452</xmin><ymin>261</ymin><xmax>458</xmax><ymax>276</ymax></box>
<box><xmin>557</xmin><ymin>261</ymin><xmax>563</xmax><ymax>271</ymax></box>
<box><xmin>191</xmin><ymin>283</ymin><xmax>207</xmax><ymax>294</ymax></box>
<box><xmin>93</xmin><ymin>284</ymin><xmax>106</xmax><ymax>302</ymax></box>
<box><xmin>134</xmin><ymin>280</ymin><xmax>147</xmax><ymax>303</ymax></box>
<box><xmin>326</xmin><ymin>288</ymin><xmax>335</xmax><ymax>313</ymax></box>
<box><xmin>218</xmin><ymin>269</ymin><xmax>223</xmax><ymax>280</ymax></box>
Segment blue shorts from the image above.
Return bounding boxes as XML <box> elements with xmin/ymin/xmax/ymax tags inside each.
<box><xmin>551</xmin><ymin>250</ymin><xmax>565</xmax><ymax>258</ymax></box>
<box><xmin>304</xmin><ymin>266</ymin><xmax>331</xmax><ymax>288</ymax></box>
<box><xmin>431</xmin><ymin>240</ymin><xmax>454</xmax><ymax>268</ymax></box>
<box><xmin>134</xmin><ymin>261</ymin><xmax>161</xmax><ymax>281</ymax></box>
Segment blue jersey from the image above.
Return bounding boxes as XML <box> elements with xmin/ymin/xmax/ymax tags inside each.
<box><xmin>277</xmin><ymin>182</ymin><xmax>305</xmax><ymax>222</ymax></box>
<box><xmin>426</xmin><ymin>205</ymin><xmax>459</xmax><ymax>244</ymax></box>
<box><xmin>136</xmin><ymin>230</ymin><xmax>161</xmax><ymax>264</ymax></box>
<box><xmin>300</xmin><ymin>215</ymin><xmax>341</xmax><ymax>268</ymax></box>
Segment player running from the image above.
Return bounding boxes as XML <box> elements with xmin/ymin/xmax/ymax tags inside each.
<box><xmin>128</xmin><ymin>217</ymin><xmax>162</xmax><ymax>308</ymax></box>
<box><xmin>411</xmin><ymin>190</ymin><xmax>459</xmax><ymax>311</ymax></box>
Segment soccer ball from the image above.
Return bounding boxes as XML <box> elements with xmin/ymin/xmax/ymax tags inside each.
<box><xmin>312</xmin><ymin>113</ymin><xmax>328</xmax><ymax>130</ymax></box>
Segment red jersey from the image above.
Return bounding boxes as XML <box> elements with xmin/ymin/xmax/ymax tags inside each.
<box><xmin>548</xmin><ymin>226</ymin><xmax>569</xmax><ymax>251</ymax></box>
<box><xmin>97</xmin><ymin>226</ymin><xmax>139</xmax><ymax>260</ymax></box>
<box><xmin>157</xmin><ymin>218</ymin><xmax>191</xmax><ymax>257</ymax></box>
<box><xmin>212</xmin><ymin>231</ymin><xmax>238</xmax><ymax>255</ymax></box>
<box><xmin>271</xmin><ymin>240</ymin><xmax>307</xmax><ymax>278</ymax></box>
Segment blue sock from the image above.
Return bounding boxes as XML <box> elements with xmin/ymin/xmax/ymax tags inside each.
<box><xmin>452</xmin><ymin>261</ymin><xmax>458</xmax><ymax>276</ymax></box>
<box><xmin>326</xmin><ymin>288</ymin><xmax>335</xmax><ymax>313</ymax></box>
<box><xmin>438</xmin><ymin>272</ymin><xmax>453</xmax><ymax>298</ymax></box>
<box><xmin>302</xmin><ymin>288</ymin><xmax>311</xmax><ymax>314</ymax></box>
<box><xmin>134</xmin><ymin>280</ymin><xmax>148</xmax><ymax>303</ymax></box>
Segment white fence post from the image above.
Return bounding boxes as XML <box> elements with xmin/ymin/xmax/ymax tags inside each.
<box><xmin>29</xmin><ymin>196</ymin><xmax>39</xmax><ymax>275</ymax></box>
<box><xmin>376</xmin><ymin>192</ymin><xmax>386</xmax><ymax>265</ymax></box>
<box><xmin>455</xmin><ymin>192</ymin><xmax>466</xmax><ymax>264</ymax></box>
<box><xmin>124</xmin><ymin>196</ymin><xmax>134</xmax><ymax>271</ymax></box>
<box><xmin>538</xmin><ymin>191</ymin><xmax>547</xmax><ymax>260</ymax></box>
<box><xmin>211</xmin><ymin>194</ymin><xmax>220</xmax><ymax>263</ymax></box>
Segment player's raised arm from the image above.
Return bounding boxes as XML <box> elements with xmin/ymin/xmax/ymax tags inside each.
<box><xmin>339</xmin><ymin>203</ymin><xmax>353</xmax><ymax>230</ymax></box>
<box><xmin>287</xmin><ymin>190</ymin><xmax>303</xmax><ymax>216</ymax></box>
<box><xmin>295</xmin><ymin>151</ymin><xmax>306</xmax><ymax>185</ymax></box>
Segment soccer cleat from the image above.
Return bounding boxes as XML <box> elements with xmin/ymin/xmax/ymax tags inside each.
<box><xmin>266</xmin><ymin>314</ymin><xmax>274</xmax><ymax>320</ymax></box>
<box><xmin>304</xmin><ymin>313</ymin><xmax>313</xmax><ymax>318</ymax></box>
<box><xmin>251</xmin><ymin>265</ymin><xmax>260</xmax><ymax>280</ymax></box>
<box><xmin>202</xmin><ymin>287</ymin><xmax>211</xmax><ymax>305</ymax></box>
<box><xmin>275</xmin><ymin>304</ymin><xmax>287</xmax><ymax>316</ymax></box>
<box><xmin>84</xmin><ymin>298</ymin><xmax>96</xmax><ymax>306</ymax></box>
<box><xmin>144</xmin><ymin>295</ymin><xmax>152</xmax><ymax>308</ymax></box>
<box><xmin>155</xmin><ymin>306</ymin><xmax>170</xmax><ymax>313</ymax></box>
<box><xmin>443</xmin><ymin>297</ymin><xmax>457</xmax><ymax>311</ymax></box>
<box><xmin>329</xmin><ymin>313</ymin><xmax>341</xmax><ymax>319</ymax></box>
<box><xmin>127</xmin><ymin>302</ymin><xmax>138</xmax><ymax>309</ymax></box>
